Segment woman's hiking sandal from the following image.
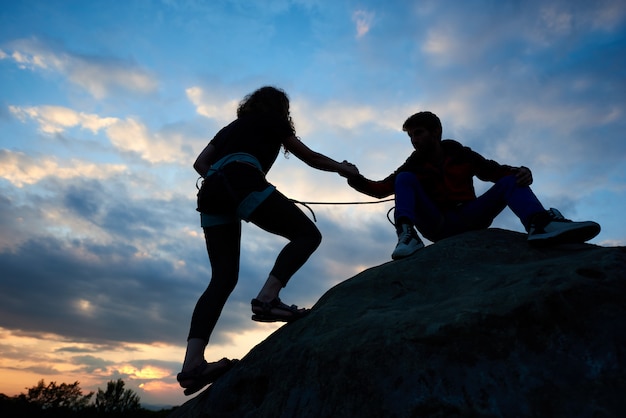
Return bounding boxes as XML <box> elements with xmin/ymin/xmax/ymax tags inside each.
<box><xmin>251</xmin><ymin>298</ymin><xmax>310</xmax><ymax>323</ymax></box>
<box><xmin>176</xmin><ymin>358</ymin><xmax>237</xmax><ymax>396</ymax></box>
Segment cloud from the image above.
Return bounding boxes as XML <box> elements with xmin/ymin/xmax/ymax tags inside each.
<box><xmin>8</xmin><ymin>105</ymin><xmax>190</xmax><ymax>164</ymax></box>
<box><xmin>185</xmin><ymin>86</ymin><xmax>239</xmax><ymax>123</ymax></box>
<box><xmin>0</xmin><ymin>149</ymin><xmax>126</xmax><ymax>187</ymax></box>
<box><xmin>0</xmin><ymin>227</ymin><xmax>192</xmax><ymax>344</ymax></box>
<box><xmin>105</xmin><ymin>118</ymin><xmax>189</xmax><ymax>164</ymax></box>
<box><xmin>0</xmin><ymin>327</ymin><xmax>188</xmax><ymax>402</ymax></box>
<box><xmin>3</xmin><ymin>38</ymin><xmax>158</xmax><ymax>98</ymax></box>
<box><xmin>531</xmin><ymin>1</ymin><xmax>626</xmax><ymax>43</ymax></box>
<box><xmin>353</xmin><ymin>10</ymin><xmax>375</xmax><ymax>39</ymax></box>
<box><xmin>419</xmin><ymin>0</ymin><xmax>626</xmax><ymax>68</ymax></box>
<box><xmin>9</xmin><ymin>105</ymin><xmax>118</xmax><ymax>134</ymax></box>
<box><xmin>297</xmin><ymin>98</ymin><xmax>417</xmax><ymax>138</ymax></box>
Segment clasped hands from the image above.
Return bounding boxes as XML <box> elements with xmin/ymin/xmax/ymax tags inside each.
<box><xmin>339</xmin><ymin>160</ymin><xmax>360</xmax><ymax>178</ymax></box>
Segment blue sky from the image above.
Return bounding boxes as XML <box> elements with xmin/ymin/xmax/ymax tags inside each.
<box><xmin>1</xmin><ymin>0</ymin><xmax>625</xmax><ymax>408</ymax></box>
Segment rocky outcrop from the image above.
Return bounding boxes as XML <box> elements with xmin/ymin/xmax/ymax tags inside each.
<box><xmin>169</xmin><ymin>228</ymin><xmax>626</xmax><ymax>418</ymax></box>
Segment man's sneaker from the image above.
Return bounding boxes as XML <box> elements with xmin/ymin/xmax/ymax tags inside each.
<box><xmin>527</xmin><ymin>208</ymin><xmax>600</xmax><ymax>246</ymax></box>
<box><xmin>391</xmin><ymin>223</ymin><xmax>425</xmax><ymax>260</ymax></box>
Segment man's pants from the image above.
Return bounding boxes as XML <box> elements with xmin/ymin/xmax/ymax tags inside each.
<box><xmin>394</xmin><ymin>173</ymin><xmax>545</xmax><ymax>242</ymax></box>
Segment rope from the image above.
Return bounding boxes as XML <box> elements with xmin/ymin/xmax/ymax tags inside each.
<box><xmin>289</xmin><ymin>197</ymin><xmax>395</xmax><ymax>223</ymax></box>
<box><xmin>198</xmin><ymin>176</ymin><xmax>396</xmax><ymax>225</ymax></box>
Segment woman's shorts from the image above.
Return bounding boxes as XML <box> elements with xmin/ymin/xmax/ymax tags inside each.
<box><xmin>197</xmin><ymin>162</ymin><xmax>275</xmax><ymax>227</ymax></box>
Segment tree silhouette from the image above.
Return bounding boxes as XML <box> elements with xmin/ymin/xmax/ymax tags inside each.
<box><xmin>25</xmin><ymin>379</ymin><xmax>94</xmax><ymax>411</ymax></box>
<box><xmin>1</xmin><ymin>379</ymin><xmax>174</xmax><ymax>417</ymax></box>
<box><xmin>94</xmin><ymin>379</ymin><xmax>141</xmax><ymax>414</ymax></box>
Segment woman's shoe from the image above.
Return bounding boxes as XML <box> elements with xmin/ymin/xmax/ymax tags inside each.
<box><xmin>251</xmin><ymin>298</ymin><xmax>310</xmax><ymax>323</ymax></box>
<box><xmin>176</xmin><ymin>358</ymin><xmax>237</xmax><ymax>396</ymax></box>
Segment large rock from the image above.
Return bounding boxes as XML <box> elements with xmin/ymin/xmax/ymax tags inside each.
<box><xmin>170</xmin><ymin>229</ymin><xmax>626</xmax><ymax>418</ymax></box>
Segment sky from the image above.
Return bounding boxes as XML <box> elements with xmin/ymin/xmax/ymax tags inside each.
<box><xmin>1</xmin><ymin>0</ymin><xmax>625</xmax><ymax>408</ymax></box>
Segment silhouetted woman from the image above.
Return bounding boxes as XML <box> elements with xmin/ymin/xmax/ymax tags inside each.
<box><xmin>177</xmin><ymin>86</ymin><xmax>358</xmax><ymax>395</ymax></box>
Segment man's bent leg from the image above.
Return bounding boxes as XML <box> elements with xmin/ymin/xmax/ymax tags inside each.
<box><xmin>454</xmin><ymin>175</ymin><xmax>545</xmax><ymax>233</ymax></box>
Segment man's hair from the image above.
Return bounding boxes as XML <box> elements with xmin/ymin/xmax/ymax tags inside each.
<box><xmin>237</xmin><ymin>86</ymin><xmax>295</xmax><ymax>133</ymax></box>
<box><xmin>402</xmin><ymin>111</ymin><xmax>442</xmax><ymax>139</ymax></box>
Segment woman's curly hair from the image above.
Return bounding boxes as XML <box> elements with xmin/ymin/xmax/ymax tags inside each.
<box><xmin>237</xmin><ymin>86</ymin><xmax>295</xmax><ymax>134</ymax></box>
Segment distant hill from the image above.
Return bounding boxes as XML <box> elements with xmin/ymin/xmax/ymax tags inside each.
<box><xmin>169</xmin><ymin>229</ymin><xmax>626</xmax><ymax>418</ymax></box>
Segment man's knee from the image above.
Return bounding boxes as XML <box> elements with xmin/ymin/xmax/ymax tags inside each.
<box><xmin>498</xmin><ymin>174</ymin><xmax>518</xmax><ymax>189</ymax></box>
